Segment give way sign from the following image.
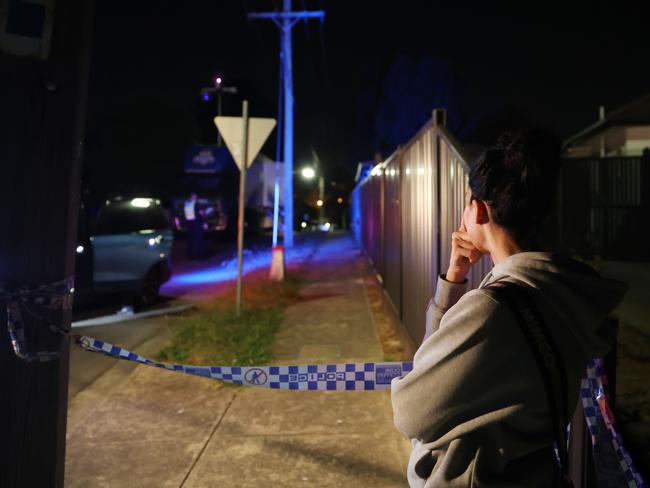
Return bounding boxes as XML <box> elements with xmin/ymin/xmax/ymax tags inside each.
<box><xmin>214</xmin><ymin>116</ymin><xmax>276</xmax><ymax>171</ymax></box>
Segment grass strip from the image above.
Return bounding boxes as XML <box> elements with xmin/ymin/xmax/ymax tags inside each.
<box><xmin>155</xmin><ymin>276</ymin><xmax>301</xmax><ymax>368</ymax></box>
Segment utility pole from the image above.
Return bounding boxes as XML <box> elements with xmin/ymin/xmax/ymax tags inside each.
<box><xmin>248</xmin><ymin>1</ymin><xmax>325</xmax><ymax>247</ymax></box>
<box><xmin>0</xmin><ymin>1</ymin><xmax>94</xmax><ymax>487</ymax></box>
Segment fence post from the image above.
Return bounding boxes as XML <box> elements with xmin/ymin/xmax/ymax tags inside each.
<box><xmin>380</xmin><ymin>160</ymin><xmax>385</xmax><ymax>277</ymax></box>
<box><xmin>397</xmin><ymin>146</ymin><xmax>404</xmax><ymax>322</ymax></box>
<box><xmin>433</xmin><ymin>108</ymin><xmax>447</xmax><ymax>127</ymax></box>
<box><xmin>432</xmin><ymin>109</ymin><xmax>446</xmax><ymax>278</ymax></box>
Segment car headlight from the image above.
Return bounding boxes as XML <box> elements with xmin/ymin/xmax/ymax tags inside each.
<box><xmin>147</xmin><ymin>235</ymin><xmax>163</xmax><ymax>247</ymax></box>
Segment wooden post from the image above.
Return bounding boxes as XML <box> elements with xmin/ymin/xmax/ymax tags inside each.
<box><xmin>0</xmin><ymin>1</ymin><xmax>94</xmax><ymax>486</ymax></box>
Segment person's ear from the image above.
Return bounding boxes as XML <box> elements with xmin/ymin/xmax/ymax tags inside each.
<box><xmin>472</xmin><ymin>199</ymin><xmax>490</xmax><ymax>225</ymax></box>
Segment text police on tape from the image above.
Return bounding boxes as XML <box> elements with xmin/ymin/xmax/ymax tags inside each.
<box><xmin>289</xmin><ymin>372</ymin><xmax>346</xmax><ymax>382</ymax></box>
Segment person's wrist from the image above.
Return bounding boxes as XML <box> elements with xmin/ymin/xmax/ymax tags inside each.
<box><xmin>445</xmin><ymin>268</ymin><xmax>467</xmax><ymax>284</ymax></box>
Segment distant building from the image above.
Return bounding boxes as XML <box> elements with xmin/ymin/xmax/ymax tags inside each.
<box><xmin>563</xmin><ymin>92</ymin><xmax>650</xmax><ymax>158</ymax></box>
<box><xmin>556</xmin><ymin>93</ymin><xmax>650</xmax><ymax>260</ymax></box>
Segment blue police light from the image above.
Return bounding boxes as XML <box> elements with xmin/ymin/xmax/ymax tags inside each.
<box><xmin>202</xmin><ymin>92</ymin><xmax>210</xmax><ymax>102</ymax></box>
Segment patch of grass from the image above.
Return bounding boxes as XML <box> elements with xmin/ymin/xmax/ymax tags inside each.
<box><xmin>156</xmin><ymin>305</ymin><xmax>282</xmax><ymax>367</ymax></box>
<box><xmin>155</xmin><ymin>274</ymin><xmax>303</xmax><ymax>369</ymax></box>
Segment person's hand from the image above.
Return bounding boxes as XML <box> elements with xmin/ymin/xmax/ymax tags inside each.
<box><xmin>445</xmin><ymin>218</ymin><xmax>482</xmax><ymax>283</ymax></box>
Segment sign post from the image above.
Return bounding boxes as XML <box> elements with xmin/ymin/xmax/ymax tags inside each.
<box><xmin>236</xmin><ymin>101</ymin><xmax>249</xmax><ymax>316</ymax></box>
<box><xmin>214</xmin><ymin>108</ymin><xmax>276</xmax><ymax>316</ymax></box>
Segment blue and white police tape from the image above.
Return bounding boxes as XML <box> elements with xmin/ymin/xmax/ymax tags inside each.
<box><xmin>76</xmin><ymin>335</ymin><xmax>413</xmax><ymax>391</ymax></box>
<box><xmin>2</xmin><ymin>276</ymin><xmax>74</xmax><ymax>363</ymax></box>
<box><xmin>581</xmin><ymin>358</ymin><xmax>647</xmax><ymax>488</ymax></box>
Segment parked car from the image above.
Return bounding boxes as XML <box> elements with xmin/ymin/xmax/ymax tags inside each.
<box><xmin>90</xmin><ymin>197</ymin><xmax>173</xmax><ymax>307</ymax></box>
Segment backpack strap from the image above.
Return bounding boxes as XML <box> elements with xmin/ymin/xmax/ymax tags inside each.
<box><xmin>488</xmin><ymin>281</ymin><xmax>573</xmax><ymax>486</ymax></box>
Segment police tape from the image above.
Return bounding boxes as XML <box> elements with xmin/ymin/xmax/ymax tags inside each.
<box><xmin>74</xmin><ymin>335</ymin><xmax>647</xmax><ymax>485</ymax></box>
<box><xmin>2</xmin><ymin>277</ymin><xmax>74</xmax><ymax>363</ymax></box>
<box><xmin>76</xmin><ymin>335</ymin><xmax>413</xmax><ymax>391</ymax></box>
<box><xmin>580</xmin><ymin>358</ymin><xmax>647</xmax><ymax>488</ymax></box>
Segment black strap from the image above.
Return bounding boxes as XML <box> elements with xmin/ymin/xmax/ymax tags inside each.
<box><xmin>488</xmin><ymin>281</ymin><xmax>571</xmax><ymax>482</ymax></box>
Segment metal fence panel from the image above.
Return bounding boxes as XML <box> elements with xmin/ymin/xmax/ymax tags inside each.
<box><xmin>400</xmin><ymin>125</ymin><xmax>438</xmax><ymax>343</ymax></box>
<box><xmin>438</xmin><ymin>135</ymin><xmax>492</xmax><ymax>289</ymax></box>
<box><xmin>555</xmin><ymin>156</ymin><xmax>648</xmax><ymax>259</ymax></box>
<box><xmin>360</xmin><ymin>178</ymin><xmax>373</xmax><ymax>264</ymax></box>
<box><xmin>370</xmin><ymin>170</ymin><xmax>384</xmax><ymax>276</ymax></box>
<box><xmin>596</xmin><ymin>157</ymin><xmax>647</xmax><ymax>259</ymax></box>
<box><xmin>382</xmin><ymin>153</ymin><xmax>402</xmax><ymax>316</ymax></box>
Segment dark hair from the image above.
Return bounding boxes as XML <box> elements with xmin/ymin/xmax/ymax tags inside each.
<box><xmin>468</xmin><ymin>128</ymin><xmax>561</xmax><ymax>247</ymax></box>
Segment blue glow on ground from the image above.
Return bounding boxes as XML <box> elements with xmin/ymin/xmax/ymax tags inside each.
<box><xmin>161</xmin><ymin>234</ymin><xmax>357</xmax><ymax>296</ymax></box>
<box><xmin>169</xmin><ymin>251</ymin><xmax>273</xmax><ymax>286</ymax></box>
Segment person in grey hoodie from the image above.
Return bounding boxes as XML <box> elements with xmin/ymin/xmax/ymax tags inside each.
<box><xmin>391</xmin><ymin>129</ymin><xmax>627</xmax><ymax>487</ymax></box>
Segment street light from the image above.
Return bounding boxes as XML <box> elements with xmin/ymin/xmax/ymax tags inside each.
<box><xmin>200</xmin><ymin>75</ymin><xmax>238</xmax><ymax>147</ymax></box>
<box><xmin>301</xmin><ymin>167</ymin><xmax>316</xmax><ymax>179</ymax></box>
<box><xmin>300</xmin><ymin>166</ymin><xmax>325</xmax><ymax>222</ymax></box>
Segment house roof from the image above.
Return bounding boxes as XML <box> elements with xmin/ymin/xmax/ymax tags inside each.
<box><xmin>563</xmin><ymin>92</ymin><xmax>650</xmax><ymax>150</ymax></box>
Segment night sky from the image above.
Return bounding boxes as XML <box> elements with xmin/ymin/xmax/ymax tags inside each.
<box><xmin>82</xmin><ymin>0</ymin><xmax>650</xmax><ymax>204</ymax></box>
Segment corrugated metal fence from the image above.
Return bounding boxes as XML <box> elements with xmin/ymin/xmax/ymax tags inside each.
<box><xmin>351</xmin><ymin>110</ymin><xmax>491</xmax><ymax>345</ymax></box>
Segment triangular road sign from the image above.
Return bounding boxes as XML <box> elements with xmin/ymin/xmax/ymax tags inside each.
<box><xmin>214</xmin><ymin>116</ymin><xmax>276</xmax><ymax>171</ymax></box>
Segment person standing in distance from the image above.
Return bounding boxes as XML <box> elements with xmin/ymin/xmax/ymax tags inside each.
<box><xmin>391</xmin><ymin>129</ymin><xmax>628</xmax><ymax>487</ymax></box>
<box><xmin>184</xmin><ymin>192</ymin><xmax>204</xmax><ymax>260</ymax></box>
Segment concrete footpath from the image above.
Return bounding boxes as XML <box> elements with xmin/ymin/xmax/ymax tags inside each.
<box><xmin>65</xmin><ymin>234</ymin><xmax>411</xmax><ymax>487</ymax></box>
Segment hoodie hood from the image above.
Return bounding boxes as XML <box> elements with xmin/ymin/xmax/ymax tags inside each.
<box><xmin>482</xmin><ymin>251</ymin><xmax>628</xmax><ymax>357</ymax></box>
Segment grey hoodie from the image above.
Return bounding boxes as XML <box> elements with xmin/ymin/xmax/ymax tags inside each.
<box><xmin>391</xmin><ymin>252</ymin><xmax>627</xmax><ymax>487</ymax></box>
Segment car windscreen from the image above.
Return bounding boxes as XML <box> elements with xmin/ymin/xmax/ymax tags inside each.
<box><xmin>94</xmin><ymin>201</ymin><xmax>169</xmax><ymax>235</ymax></box>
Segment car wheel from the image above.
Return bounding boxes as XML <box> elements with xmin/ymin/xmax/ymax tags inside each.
<box><xmin>136</xmin><ymin>267</ymin><xmax>161</xmax><ymax>310</ymax></box>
